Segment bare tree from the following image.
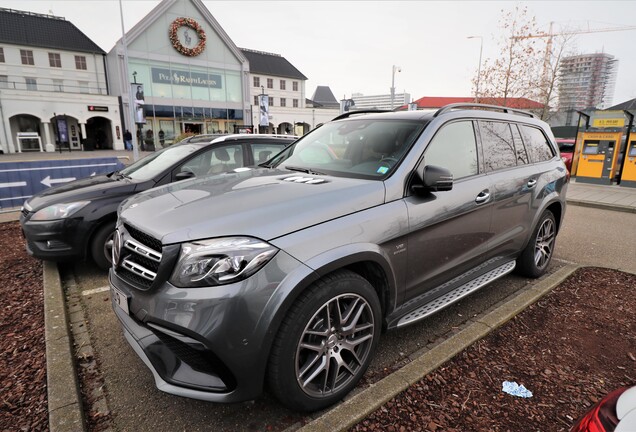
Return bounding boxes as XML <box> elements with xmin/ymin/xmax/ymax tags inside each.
<box><xmin>474</xmin><ymin>6</ymin><xmax>542</xmax><ymax>107</ymax></box>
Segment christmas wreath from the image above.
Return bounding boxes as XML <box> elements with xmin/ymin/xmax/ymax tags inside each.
<box><xmin>169</xmin><ymin>17</ymin><xmax>206</xmax><ymax>57</ymax></box>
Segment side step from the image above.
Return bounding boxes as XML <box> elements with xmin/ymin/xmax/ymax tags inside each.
<box><xmin>397</xmin><ymin>260</ymin><xmax>516</xmax><ymax>328</ymax></box>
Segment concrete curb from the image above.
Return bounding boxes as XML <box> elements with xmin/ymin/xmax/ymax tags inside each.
<box><xmin>43</xmin><ymin>261</ymin><xmax>86</xmax><ymax>432</ymax></box>
<box><xmin>296</xmin><ymin>264</ymin><xmax>580</xmax><ymax>432</ymax></box>
<box><xmin>566</xmin><ymin>198</ymin><xmax>636</xmax><ymax>214</ymax></box>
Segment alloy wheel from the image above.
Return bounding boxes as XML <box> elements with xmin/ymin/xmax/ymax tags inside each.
<box><xmin>295</xmin><ymin>293</ymin><xmax>375</xmax><ymax>398</ymax></box>
<box><xmin>534</xmin><ymin>217</ymin><xmax>555</xmax><ymax>269</ymax></box>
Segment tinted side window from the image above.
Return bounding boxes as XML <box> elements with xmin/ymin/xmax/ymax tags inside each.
<box><xmin>178</xmin><ymin>144</ymin><xmax>243</xmax><ymax>176</ymax></box>
<box><xmin>252</xmin><ymin>143</ymin><xmax>287</xmax><ymax>164</ymax></box>
<box><xmin>425</xmin><ymin>121</ymin><xmax>478</xmax><ymax>179</ymax></box>
<box><xmin>520</xmin><ymin>125</ymin><xmax>555</xmax><ymax>163</ymax></box>
<box><xmin>511</xmin><ymin>124</ymin><xmax>529</xmax><ymax>165</ymax></box>
<box><xmin>480</xmin><ymin>121</ymin><xmax>516</xmax><ymax>172</ymax></box>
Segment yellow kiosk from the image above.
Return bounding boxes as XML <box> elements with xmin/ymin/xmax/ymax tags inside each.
<box><xmin>574</xmin><ymin>111</ymin><xmax>628</xmax><ymax>185</ymax></box>
<box><xmin>620</xmin><ymin>124</ymin><xmax>636</xmax><ymax>188</ymax></box>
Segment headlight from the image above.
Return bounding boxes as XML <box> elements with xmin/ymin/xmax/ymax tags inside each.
<box><xmin>30</xmin><ymin>201</ymin><xmax>90</xmax><ymax>221</ymax></box>
<box><xmin>169</xmin><ymin>237</ymin><xmax>278</xmax><ymax>287</ymax></box>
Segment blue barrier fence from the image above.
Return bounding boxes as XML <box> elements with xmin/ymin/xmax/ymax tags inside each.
<box><xmin>0</xmin><ymin>157</ymin><xmax>125</xmax><ymax>210</ymax></box>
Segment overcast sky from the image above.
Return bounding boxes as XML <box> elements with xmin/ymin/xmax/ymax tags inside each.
<box><xmin>7</xmin><ymin>1</ymin><xmax>636</xmax><ymax>105</ymax></box>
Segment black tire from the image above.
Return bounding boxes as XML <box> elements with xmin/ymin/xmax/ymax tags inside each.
<box><xmin>90</xmin><ymin>222</ymin><xmax>116</xmax><ymax>271</ymax></box>
<box><xmin>516</xmin><ymin>210</ymin><xmax>556</xmax><ymax>278</ymax></box>
<box><xmin>267</xmin><ymin>269</ymin><xmax>381</xmax><ymax>412</ymax></box>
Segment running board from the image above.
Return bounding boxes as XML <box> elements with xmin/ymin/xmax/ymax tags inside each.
<box><xmin>397</xmin><ymin>260</ymin><xmax>516</xmax><ymax>328</ymax></box>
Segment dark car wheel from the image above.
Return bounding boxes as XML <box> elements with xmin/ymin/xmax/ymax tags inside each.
<box><xmin>516</xmin><ymin>210</ymin><xmax>556</xmax><ymax>278</ymax></box>
<box><xmin>267</xmin><ymin>269</ymin><xmax>381</xmax><ymax>412</ymax></box>
<box><xmin>90</xmin><ymin>222</ymin><xmax>116</xmax><ymax>271</ymax></box>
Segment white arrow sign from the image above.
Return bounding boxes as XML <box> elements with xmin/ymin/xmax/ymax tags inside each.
<box><xmin>41</xmin><ymin>176</ymin><xmax>76</xmax><ymax>187</ymax></box>
<box><xmin>0</xmin><ymin>181</ymin><xmax>27</xmax><ymax>188</ymax></box>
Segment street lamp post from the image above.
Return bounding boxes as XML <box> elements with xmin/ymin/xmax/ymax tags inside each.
<box><xmin>390</xmin><ymin>65</ymin><xmax>401</xmax><ymax>110</ymax></box>
<box><xmin>467</xmin><ymin>36</ymin><xmax>483</xmax><ymax>103</ymax></box>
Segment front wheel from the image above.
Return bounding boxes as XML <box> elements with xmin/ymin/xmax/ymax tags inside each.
<box><xmin>267</xmin><ymin>270</ymin><xmax>381</xmax><ymax>412</ymax></box>
<box><xmin>90</xmin><ymin>222</ymin><xmax>115</xmax><ymax>271</ymax></box>
<box><xmin>516</xmin><ymin>210</ymin><xmax>556</xmax><ymax>278</ymax></box>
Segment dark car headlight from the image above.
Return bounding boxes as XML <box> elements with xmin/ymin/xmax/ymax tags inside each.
<box><xmin>30</xmin><ymin>201</ymin><xmax>90</xmax><ymax>221</ymax></box>
<box><xmin>169</xmin><ymin>237</ymin><xmax>278</xmax><ymax>287</ymax></box>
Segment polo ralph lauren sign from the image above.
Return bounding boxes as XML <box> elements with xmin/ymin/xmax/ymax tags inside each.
<box><xmin>151</xmin><ymin>67</ymin><xmax>222</xmax><ymax>89</ymax></box>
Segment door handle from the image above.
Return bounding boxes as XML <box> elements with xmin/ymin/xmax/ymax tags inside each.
<box><xmin>527</xmin><ymin>179</ymin><xmax>537</xmax><ymax>188</ymax></box>
<box><xmin>475</xmin><ymin>190</ymin><xmax>490</xmax><ymax>204</ymax></box>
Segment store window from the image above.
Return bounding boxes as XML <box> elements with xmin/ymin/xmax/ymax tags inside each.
<box><xmin>75</xmin><ymin>55</ymin><xmax>87</xmax><ymax>70</ymax></box>
<box><xmin>267</xmin><ymin>78</ymin><xmax>273</xmax><ymax>89</ymax></box>
<box><xmin>280</xmin><ymin>98</ymin><xmax>286</xmax><ymax>107</ymax></box>
<box><xmin>25</xmin><ymin>77</ymin><xmax>37</xmax><ymax>91</ymax></box>
<box><xmin>21</xmin><ymin>49</ymin><xmax>34</xmax><ymax>65</ymax></box>
<box><xmin>280</xmin><ymin>80</ymin><xmax>286</xmax><ymax>90</ymax></box>
<box><xmin>253</xmin><ymin>76</ymin><xmax>260</xmax><ymax>87</ymax></box>
<box><xmin>293</xmin><ymin>99</ymin><xmax>299</xmax><ymax>108</ymax></box>
<box><xmin>49</xmin><ymin>53</ymin><xmax>62</xmax><ymax>68</ymax></box>
<box><xmin>293</xmin><ymin>81</ymin><xmax>298</xmax><ymax>91</ymax></box>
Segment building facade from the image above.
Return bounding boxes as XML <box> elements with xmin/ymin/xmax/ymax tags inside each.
<box><xmin>558</xmin><ymin>53</ymin><xmax>618</xmax><ymax>125</ymax></box>
<box><xmin>106</xmin><ymin>0</ymin><xmax>250</xmax><ymax>148</ymax></box>
<box><xmin>1</xmin><ymin>0</ymin><xmax>343</xmax><ymax>153</ymax></box>
<box><xmin>0</xmin><ymin>8</ymin><xmax>123</xmax><ymax>153</ymax></box>
<box><xmin>242</xmin><ymin>49</ymin><xmax>310</xmax><ymax>135</ymax></box>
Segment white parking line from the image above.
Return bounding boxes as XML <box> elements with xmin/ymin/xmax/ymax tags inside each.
<box><xmin>82</xmin><ymin>286</ymin><xmax>110</xmax><ymax>296</ymax></box>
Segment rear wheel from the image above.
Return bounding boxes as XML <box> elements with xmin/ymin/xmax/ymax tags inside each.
<box><xmin>90</xmin><ymin>222</ymin><xmax>115</xmax><ymax>271</ymax></box>
<box><xmin>267</xmin><ymin>269</ymin><xmax>381</xmax><ymax>412</ymax></box>
<box><xmin>516</xmin><ymin>210</ymin><xmax>556</xmax><ymax>278</ymax></box>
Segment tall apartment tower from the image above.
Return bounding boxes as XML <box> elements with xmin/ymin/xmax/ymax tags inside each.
<box><xmin>558</xmin><ymin>53</ymin><xmax>618</xmax><ymax>124</ymax></box>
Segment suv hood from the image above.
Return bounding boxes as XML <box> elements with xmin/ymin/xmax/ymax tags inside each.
<box><xmin>25</xmin><ymin>173</ymin><xmax>142</xmax><ymax>212</ymax></box>
<box><xmin>119</xmin><ymin>168</ymin><xmax>386</xmax><ymax>244</ymax></box>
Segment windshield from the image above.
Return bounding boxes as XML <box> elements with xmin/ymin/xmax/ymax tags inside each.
<box><xmin>120</xmin><ymin>144</ymin><xmax>200</xmax><ymax>181</ymax></box>
<box><xmin>270</xmin><ymin>119</ymin><xmax>426</xmax><ymax>179</ymax></box>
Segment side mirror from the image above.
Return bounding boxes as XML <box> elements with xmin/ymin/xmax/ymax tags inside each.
<box><xmin>414</xmin><ymin>165</ymin><xmax>453</xmax><ymax>193</ymax></box>
<box><xmin>175</xmin><ymin>170</ymin><xmax>195</xmax><ymax>181</ymax></box>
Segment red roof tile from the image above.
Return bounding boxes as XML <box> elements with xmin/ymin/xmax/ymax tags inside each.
<box><xmin>407</xmin><ymin>96</ymin><xmax>544</xmax><ymax>110</ymax></box>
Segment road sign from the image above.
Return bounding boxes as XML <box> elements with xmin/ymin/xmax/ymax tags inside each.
<box><xmin>0</xmin><ymin>157</ymin><xmax>125</xmax><ymax>210</ymax></box>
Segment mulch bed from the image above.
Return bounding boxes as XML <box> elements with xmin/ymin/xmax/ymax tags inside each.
<box><xmin>352</xmin><ymin>267</ymin><xmax>636</xmax><ymax>431</ymax></box>
<box><xmin>0</xmin><ymin>221</ymin><xmax>47</xmax><ymax>431</ymax></box>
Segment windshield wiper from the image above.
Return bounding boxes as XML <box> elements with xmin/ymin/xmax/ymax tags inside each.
<box><xmin>284</xmin><ymin>166</ymin><xmax>325</xmax><ymax>175</ymax></box>
<box><xmin>114</xmin><ymin>171</ymin><xmax>131</xmax><ymax>180</ymax></box>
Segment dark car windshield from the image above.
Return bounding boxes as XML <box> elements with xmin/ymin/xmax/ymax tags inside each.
<box><xmin>269</xmin><ymin>119</ymin><xmax>426</xmax><ymax>179</ymax></box>
<box><xmin>120</xmin><ymin>144</ymin><xmax>200</xmax><ymax>181</ymax></box>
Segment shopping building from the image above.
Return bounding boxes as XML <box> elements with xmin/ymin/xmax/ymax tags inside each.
<box><xmin>106</xmin><ymin>0</ymin><xmax>250</xmax><ymax>147</ymax></box>
<box><xmin>1</xmin><ymin>0</ymin><xmax>341</xmax><ymax>152</ymax></box>
<box><xmin>108</xmin><ymin>0</ymin><xmax>341</xmax><ymax>146</ymax></box>
<box><xmin>0</xmin><ymin>8</ymin><xmax>123</xmax><ymax>153</ymax></box>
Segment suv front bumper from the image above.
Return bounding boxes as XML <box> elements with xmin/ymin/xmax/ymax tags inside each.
<box><xmin>109</xmin><ymin>249</ymin><xmax>313</xmax><ymax>403</ymax></box>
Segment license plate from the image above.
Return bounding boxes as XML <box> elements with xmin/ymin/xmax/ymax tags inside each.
<box><xmin>111</xmin><ymin>285</ymin><xmax>129</xmax><ymax>315</ymax></box>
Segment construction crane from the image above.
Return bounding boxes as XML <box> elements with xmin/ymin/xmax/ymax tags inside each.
<box><xmin>513</xmin><ymin>22</ymin><xmax>636</xmax><ymax>81</ymax></box>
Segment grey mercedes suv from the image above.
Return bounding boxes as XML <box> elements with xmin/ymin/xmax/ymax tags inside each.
<box><xmin>110</xmin><ymin>104</ymin><xmax>568</xmax><ymax>411</ymax></box>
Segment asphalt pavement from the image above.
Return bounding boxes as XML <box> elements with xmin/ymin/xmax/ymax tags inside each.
<box><xmin>2</xmin><ymin>151</ymin><xmax>635</xmax><ymax>431</ymax></box>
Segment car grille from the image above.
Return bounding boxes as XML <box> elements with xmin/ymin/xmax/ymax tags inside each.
<box><xmin>116</xmin><ymin>224</ymin><xmax>163</xmax><ymax>290</ymax></box>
